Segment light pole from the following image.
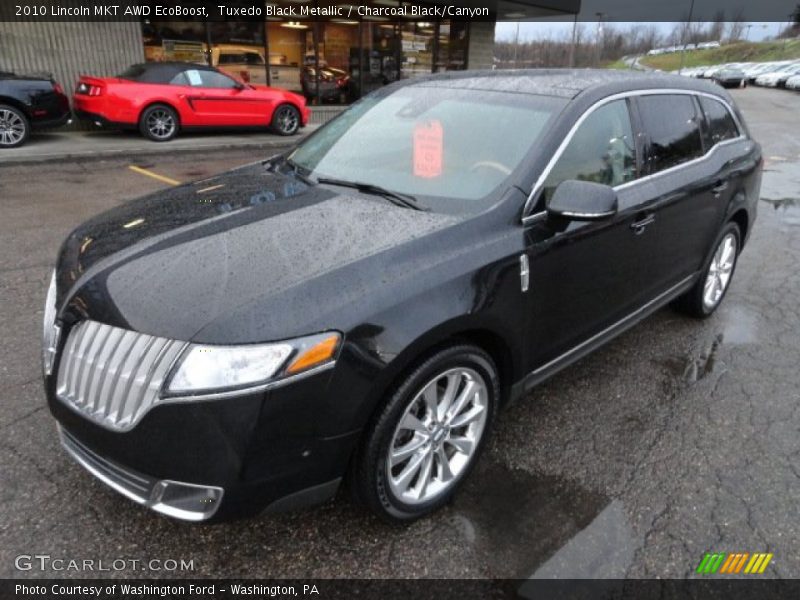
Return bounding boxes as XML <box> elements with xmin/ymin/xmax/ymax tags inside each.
<box><xmin>678</xmin><ymin>0</ymin><xmax>696</xmax><ymax>75</ymax></box>
<box><xmin>595</xmin><ymin>12</ymin><xmax>605</xmax><ymax>67</ymax></box>
<box><xmin>513</xmin><ymin>20</ymin><xmax>520</xmax><ymax>67</ymax></box>
<box><xmin>568</xmin><ymin>14</ymin><xmax>578</xmax><ymax>68</ymax></box>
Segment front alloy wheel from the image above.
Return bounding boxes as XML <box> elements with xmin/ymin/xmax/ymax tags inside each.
<box><xmin>272</xmin><ymin>104</ymin><xmax>300</xmax><ymax>136</ymax></box>
<box><xmin>352</xmin><ymin>344</ymin><xmax>498</xmax><ymax>522</ymax></box>
<box><xmin>387</xmin><ymin>367</ymin><xmax>488</xmax><ymax>505</ymax></box>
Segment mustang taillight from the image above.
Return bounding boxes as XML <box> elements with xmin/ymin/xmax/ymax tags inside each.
<box><xmin>76</xmin><ymin>82</ymin><xmax>102</xmax><ymax>96</ymax></box>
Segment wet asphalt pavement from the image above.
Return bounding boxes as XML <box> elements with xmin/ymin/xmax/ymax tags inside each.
<box><xmin>0</xmin><ymin>87</ymin><xmax>798</xmax><ymax>580</ymax></box>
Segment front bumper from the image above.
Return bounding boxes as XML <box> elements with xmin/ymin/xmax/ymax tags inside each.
<box><xmin>59</xmin><ymin>425</ymin><xmax>223</xmax><ymax>521</ymax></box>
<box><xmin>48</xmin><ymin>365</ymin><xmax>361</xmax><ymax>522</ymax></box>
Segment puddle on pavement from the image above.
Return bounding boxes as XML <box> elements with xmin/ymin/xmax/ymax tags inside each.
<box><xmin>660</xmin><ymin>334</ymin><xmax>725</xmax><ymax>385</ymax></box>
<box><xmin>717</xmin><ymin>305</ymin><xmax>760</xmax><ymax>346</ymax></box>
<box><xmin>450</xmin><ymin>459</ymin><xmax>638</xmax><ymax>578</ymax></box>
<box><xmin>761</xmin><ymin>197</ymin><xmax>800</xmax><ymax>226</ymax></box>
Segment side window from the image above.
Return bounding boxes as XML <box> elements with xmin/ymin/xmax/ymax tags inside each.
<box><xmin>198</xmin><ymin>70</ymin><xmax>239</xmax><ymax>89</ymax></box>
<box><xmin>244</xmin><ymin>53</ymin><xmax>264</xmax><ymax>66</ymax></box>
<box><xmin>169</xmin><ymin>72</ymin><xmax>189</xmax><ymax>86</ymax></box>
<box><xmin>699</xmin><ymin>96</ymin><xmax>740</xmax><ymax>147</ymax></box>
<box><xmin>637</xmin><ymin>94</ymin><xmax>703</xmax><ymax>174</ymax></box>
<box><xmin>543</xmin><ymin>99</ymin><xmax>636</xmax><ymax>200</ymax></box>
<box><xmin>218</xmin><ymin>53</ymin><xmax>245</xmax><ymax>65</ymax></box>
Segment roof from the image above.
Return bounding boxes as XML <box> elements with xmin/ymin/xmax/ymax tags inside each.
<box><xmin>122</xmin><ymin>62</ymin><xmax>215</xmax><ymax>83</ymax></box>
<box><xmin>406</xmin><ymin>68</ymin><xmax>727</xmax><ymax>100</ymax></box>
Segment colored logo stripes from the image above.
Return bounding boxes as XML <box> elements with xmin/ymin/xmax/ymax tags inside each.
<box><xmin>696</xmin><ymin>552</ymin><xmax>773</xmax><ymax>574</ymax></box>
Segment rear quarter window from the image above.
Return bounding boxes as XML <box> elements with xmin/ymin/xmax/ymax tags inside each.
<box><xmin>699</xmin><ymin>96</ymin><xmax>740</xmax><ymax>147</ymax></box>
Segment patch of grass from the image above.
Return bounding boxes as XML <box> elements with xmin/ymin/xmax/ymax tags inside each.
<box><xmin>604</xmin><ymin>59</ymin><xmax>634</xmax><ymax>70</ymax></box>
<box><xmin>641</xmin><ymin>39</ymin><xmax>800</xmax><ymax>71</ymax></box>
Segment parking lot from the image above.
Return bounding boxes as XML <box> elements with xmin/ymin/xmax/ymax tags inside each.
<box><xmin>0</xmin><ymin>86</ymin><xmax>798</xmax><ymax>579</ymax></box>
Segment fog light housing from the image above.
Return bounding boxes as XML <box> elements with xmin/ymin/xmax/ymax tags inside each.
<box><xmin>150</xmin><ymin>480</ymin><xmax>224</xmax><ymax>522</ymax></box>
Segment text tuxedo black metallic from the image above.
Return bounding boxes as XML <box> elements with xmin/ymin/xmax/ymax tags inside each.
<box><xmin>43</xmin><ymin>70</ymin><xmax>762</xmax><ymax>522</ymax></box>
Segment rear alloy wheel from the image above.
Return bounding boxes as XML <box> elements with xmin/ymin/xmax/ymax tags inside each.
<box><xmin>139</xmin><ymin>104</ymin><xmax>179</xmax><ymax>142</ymax></box>
<box><xmin>352</xmin><ymin>344</ymin><xmax>498</xmax><ymax>522</ymax></box>
<box><xmin>0</xmin><ymin>105</ymin><xmax>30</xmax><ymax>149</ymax></box>
<box><xmin>271</xmin><ymin>104</ymin><xmax>300</xmax><ymax>136</ymax></box>
<box><xmin>674</xmin><ymin>222</ymin><xmax>740</xmax><ymax>318</ymax></box>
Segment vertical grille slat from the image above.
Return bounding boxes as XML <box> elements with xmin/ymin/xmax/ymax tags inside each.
<box><xmin>75</xmin><ymin>323</ymin><xmax>104</xmax><ymax>405</ymax></box>
<box><xmin>102</xmin><ymin>330</ymin><xmax>138</xmax><ymax>420</ymax></box>
<box><xmin>88</xmin><ymin>327</ymin><xmax>125</xmax><ymax>414</ymax></box>
<box><xmin>85</xmin><ymin>327</ymin><xmax>114</xmax><ymax>411</ymax></box>
<box><xmin>127</xmin><ymin>338</ymin><xmax>170</xmax><ymax>425</ymax></box>
<box><xmin>55</xmin><ymin>321</ymin><xmax>185</xmax><ymax>432</ymax></box>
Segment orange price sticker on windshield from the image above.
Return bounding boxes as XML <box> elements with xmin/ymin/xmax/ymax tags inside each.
<box><xmin>413</xmin><ymin>120</ymin><xmax>443</xmax><ymax>178</ymax></box>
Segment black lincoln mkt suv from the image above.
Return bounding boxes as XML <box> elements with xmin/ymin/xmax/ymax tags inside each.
<box><xmin>43</xmin><ymin>70</ymin><xmax>761</xmax><ymax>523</ymax></box>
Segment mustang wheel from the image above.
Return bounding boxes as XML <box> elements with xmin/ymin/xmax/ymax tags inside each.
<box><xmin>139</xmin><ymin>104</ymin><xmax>179</xmax><ymax>142</ymax></box>
<box><xmin>271</xmin><ymin>104</ymin><xmax>300</xmax><ymax>136</ymax></box>
<box><xmin>0</xmin><ymin>104</ymin><xmax>29</xmax><ymax>148</ymax></box>
<box><xmin>675</xmin><ymin>222</ymin><xmax>740</xmax><ymax>318</ymax></box>
<box><xmin>352</xmin><ymin>344</ymin><xmax>498</xmax><ymax>522</ymax></box>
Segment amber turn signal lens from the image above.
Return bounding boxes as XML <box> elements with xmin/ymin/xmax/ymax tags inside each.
<box><xmin>285</xmin><ymin>334</ymin><xmax>340</xmax><ymax>375</ymax></box>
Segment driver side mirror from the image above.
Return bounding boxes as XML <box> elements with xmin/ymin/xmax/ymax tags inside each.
<box><xmin>547</xmin><ymin>180</ymin><xmax>618</xmax><ymax>221</ymax></box>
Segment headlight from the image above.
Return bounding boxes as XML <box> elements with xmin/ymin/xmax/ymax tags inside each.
<box><xmin>165</xmin><ymin>332</ymin><xmax>341</xmax><ymax>396</ymax></box>
<box><xmin>42</xmin><ymin>270</ymin><xmax>60</xmax><ymax>376</ymax></box>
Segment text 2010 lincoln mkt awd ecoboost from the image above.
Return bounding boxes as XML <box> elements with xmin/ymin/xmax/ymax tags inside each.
<box><xmin>42</xmin><ymin>70</ymin><xmax>762</xmax><ymax>523</ymax></box>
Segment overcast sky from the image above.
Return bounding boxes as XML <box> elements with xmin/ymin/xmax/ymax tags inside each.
<box><xmin>495</xmin><ymin>21</ymin><xmax>785</xmax><ymax>43</ymax></box>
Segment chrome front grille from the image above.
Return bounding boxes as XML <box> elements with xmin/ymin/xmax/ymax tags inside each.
<box><xmin>56</xmin><ymin>320</ymin><xmax>187</xmax><ymax>432</ymax></box>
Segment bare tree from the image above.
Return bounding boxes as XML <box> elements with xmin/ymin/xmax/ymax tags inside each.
<box><xmin>727</xmin><ymin>11</ymin><xmax>747</xmax><ymax>42</ymax></box>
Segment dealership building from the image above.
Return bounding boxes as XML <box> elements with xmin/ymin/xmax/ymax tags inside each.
<box><xmin>0</xmin><ymin>1</ymin><xmax>579</xmax><ymax>109</ymax></box>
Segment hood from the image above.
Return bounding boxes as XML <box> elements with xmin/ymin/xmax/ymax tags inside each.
<box><xmin>56</xmin><ymin>162</ymin><xmax>459</xmax><ymax>342</ymax></box>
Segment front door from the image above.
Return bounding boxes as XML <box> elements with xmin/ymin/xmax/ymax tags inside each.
<box><xmin>523</xmin><ymin>98</ymin><xmax>659</xmax><ymax>369</ymax></box>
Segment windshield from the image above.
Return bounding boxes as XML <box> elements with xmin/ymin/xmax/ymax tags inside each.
<box><xmin>289</xmin><ymin>85</ymin><xmax>563</xmax><ymax>213</ymax></box>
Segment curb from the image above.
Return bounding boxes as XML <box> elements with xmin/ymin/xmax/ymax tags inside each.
<box><xmin>0</xmin><ymin>128</ymin><xmax>317</xmax><ymax>168</ymax></box>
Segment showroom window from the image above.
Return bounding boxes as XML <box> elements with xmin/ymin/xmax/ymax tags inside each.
<box><xmin>141</xmin><ymin>14</ymin><xmax>470</xmax><ymax>105</ymax></box>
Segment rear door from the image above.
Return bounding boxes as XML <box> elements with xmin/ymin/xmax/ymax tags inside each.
<box><xmin>633</xmin><ymin>93</ymin><xmax>731</xmax><ymax>290</ymax></box>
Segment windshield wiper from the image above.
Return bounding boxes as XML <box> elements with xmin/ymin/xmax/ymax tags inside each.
<box><xmin>316</xmin><ymin>177</ymin><xmax>428</xmax><ymax>212</ymax></box>
<box><xmin>265</xmin><ymin>155</ymin><xmax>316</xmax><ymax>186</ymax></box>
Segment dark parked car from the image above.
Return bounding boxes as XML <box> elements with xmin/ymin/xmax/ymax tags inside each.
<box><xmin>43</xmin><ymin>70</ymin><xmax>761</xmax><ymax>523</ymax></box>
<box><xmin>0</xmin><ymin>71</ymin><xmax>71</xmax><ymax>148</ymax></box>
<box><xmin>301</xmin><ymin>65</ymin><xmax>351</xmax><ymax>103</ymax></box>
<box><xmin>712</xmin><ymin>68</ymin><xmax>747</xmax><ymax>88</ymax></box>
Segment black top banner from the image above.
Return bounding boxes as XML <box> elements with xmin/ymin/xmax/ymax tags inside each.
<box><xmin>0</xmin><ymin>0</ymin><xmax>797</xmax><ymax>23</ymax></box>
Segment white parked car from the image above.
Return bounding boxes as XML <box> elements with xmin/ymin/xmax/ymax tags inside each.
<box><xmin>786</xmin><ymin>75</ymin><xmax>800</xmax><ymax>90</ymax></box>
<box><xmin>755</xmin><ymin>63</ymin><xmax>800</xmax><ymax>87</ymax></box>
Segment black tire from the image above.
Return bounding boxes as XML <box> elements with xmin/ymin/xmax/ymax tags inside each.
<box><xmin>271</xmin><ymin>104</ymin><xmax>301</xmax><ymax>136</ymax></box>
<box><xmin>674</xmin><ymin>222</ymin><xmax>741</xmax><ymax>318</ymax></box>
<box><xmin>351</xmin><ymin>344</ymin><xmax>499</xmax><ymax>523</ymax></box>
<box><xmin>139</xmin><ymin>104</ymin><xmax>179</xmax><ymax>142</ymax></box>
<box><xmin>0</xmin><ymin>104</ymin><xmax>30</xmax><ymax>149</ymax></box>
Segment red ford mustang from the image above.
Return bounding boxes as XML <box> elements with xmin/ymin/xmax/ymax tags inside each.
<box><xmin>73</xmin><ymin>62</ymin><xmax>310</xmax><ymax>141</ymax></box>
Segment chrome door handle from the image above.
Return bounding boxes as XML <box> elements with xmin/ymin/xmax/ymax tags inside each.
<box><xmin>631</xmin><ymin>215</ymin><xmax>656</xmax><ymax>235</ymax></box>
<box><xmin>712</xmin><ymin>180</ymin><xmax>729</xmax><ymax>197</ymax></box>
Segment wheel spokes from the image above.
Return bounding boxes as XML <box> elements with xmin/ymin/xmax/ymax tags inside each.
<box><xmin>449</xmin><ymin>404</ymin><xmax>485</xmax><ymax>429</ymax></box>
<box><xmin>390</xmin><ymin>433</ymin><xmax>428</xmax><ymax>466</ymax></box>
